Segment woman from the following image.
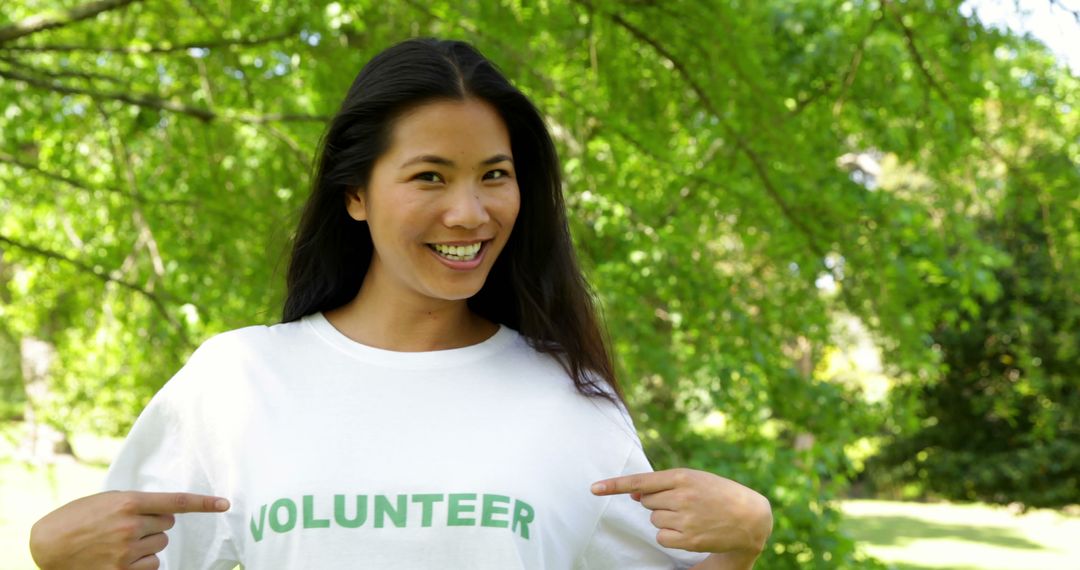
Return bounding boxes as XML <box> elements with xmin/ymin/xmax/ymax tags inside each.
<box><xmin>29</xmin><ymin>38</ymin><xmax>772</xmax><ymax>569</ymax></box>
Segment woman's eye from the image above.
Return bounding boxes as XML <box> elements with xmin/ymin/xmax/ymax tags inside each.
<box><xmin>414</xmin><ymin>172</ymin><xmax>443</xmax><ymax>183</ymax></box>
<box><xmin>484</xmin><ymin>169</ymin><xmax>511</xmax><ymax>181</ymax></box>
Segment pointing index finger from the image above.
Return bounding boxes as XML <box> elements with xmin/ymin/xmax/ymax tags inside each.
<box><xmin>591</xmin><ymin>471</ymin><xmax>677</xmax><ymax>496</ymax></box>
<box><xmin>133</xmin><ymin>492</ymin><xmax>230</xmax><ymax>514</ymax></box>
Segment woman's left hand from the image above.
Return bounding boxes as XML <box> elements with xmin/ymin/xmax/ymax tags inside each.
<box><xmin>590</xmin><ymin>468</ymin><xmax>773</xmax><ymax>556</ymax></box>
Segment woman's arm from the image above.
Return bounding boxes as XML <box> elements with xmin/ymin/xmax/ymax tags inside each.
<box><xmin>690</xmin><ymin>550</ymin><xmax>765</xmax><ymax>570</ymax></box>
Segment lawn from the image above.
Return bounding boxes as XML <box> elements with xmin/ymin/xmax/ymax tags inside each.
<box><xmin>1</xmin><ymin>440</ymin><xmax>1078</xmax><ymax>570</ymax></box>
<box><xmin>0</xmin><ymin>457</ymin><xmax>108</xmax><ymax>570</ymax></box>
<box><xmin>0</xmin><ymin>423</ymin><xmax>120</xmax><ymax>570</ymax></box>
<box><xmin>840</xmin><ymin>499</ymin><xmax>1080</xmax><ymax>570</ymax></box>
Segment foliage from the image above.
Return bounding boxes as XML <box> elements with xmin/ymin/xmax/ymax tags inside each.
<box><xmin>865</xmin><ymin>17</ymin><xmax>1080</xmax><ymax>509</ymax></box>
<box><xmin>0</xmin><ymin>0</ymin><xmax>1076</xmax><ymax>567</ymax></box>
<box><xmin>872</xmin><ymin>185</ymin><xmax>1080</xmax><ymax>509</ymax></box>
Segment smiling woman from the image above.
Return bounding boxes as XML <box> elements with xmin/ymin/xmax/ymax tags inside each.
<box><xmin>336</xmin><ymin>98</ymin><xmax>521</xmax><ymax>326</ymax></box>
<box><xmin>28</xmin><ymin>38</ymin><xmax>772</xmax><ymax>570</ymax></box>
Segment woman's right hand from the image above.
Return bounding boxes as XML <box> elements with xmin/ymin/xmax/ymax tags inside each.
<box><xmin>29</xmin><ymin>490</ymin><xmax>230</xmax><ymax>570</ymax></box>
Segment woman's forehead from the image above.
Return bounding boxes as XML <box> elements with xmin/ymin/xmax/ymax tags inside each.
<box><xmin>385</xmin><ymin>99</ymin><xmax>512</xmax><ymax>162</ymax></box>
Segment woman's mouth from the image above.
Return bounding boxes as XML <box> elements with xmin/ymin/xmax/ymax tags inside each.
<box><xmin>428</xmin><ymin>241</ymin><xmax>484</xmax><ymax>261</ymax></box>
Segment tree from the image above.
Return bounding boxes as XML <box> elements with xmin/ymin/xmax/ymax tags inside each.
<box><xmin>873</xmin><ymin>148</ymin><xmax>1080</xmax><ymax>508</ymax></box>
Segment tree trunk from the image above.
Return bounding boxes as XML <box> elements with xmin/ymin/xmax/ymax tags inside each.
<box><xmin>19</xmin><ymin>336</ymin><xmax>73</xmax><ymax>462</ymax></box>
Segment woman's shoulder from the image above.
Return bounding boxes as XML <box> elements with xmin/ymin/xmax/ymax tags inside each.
<box><xmin>502</xmin><ymin>334</ymin><xmax>639</xmax><ymax>443</ymax></box>
<box><xmin>189</xmin><ymin>316</ymin><xmax>314</xmax><ymax>361</ymax></box>
<box><xmin>159</xmin><ymin>318</ymin><xmax>310</xmax><ymax>391</ymax></box>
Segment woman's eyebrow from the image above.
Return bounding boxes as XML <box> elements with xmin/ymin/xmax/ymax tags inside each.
<box><xmin>399</xmin><ymin>154</ymin><xmax>514</xmax><ymax>168</ymax></box>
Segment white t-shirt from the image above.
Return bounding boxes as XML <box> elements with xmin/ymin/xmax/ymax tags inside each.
<box><xmin>103</xmin><ymin>313</ymin><xmax>710</xmax><ymax>569</ymax></box>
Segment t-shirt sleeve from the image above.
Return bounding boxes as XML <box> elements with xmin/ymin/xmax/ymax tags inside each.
<box><xmin>102</xmin><ymin>341</ymin><xmax>240</xmax><ymax>570</ymax></box>
<box><xmin>576</xmin><ymin>411</ymin><xmax>711</xmax><ymax>569</ymax></box>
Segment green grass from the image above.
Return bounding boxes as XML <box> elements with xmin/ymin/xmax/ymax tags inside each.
<box><xmin>0</xmin><ymin>422</ymin><xmax>116</xmax><ymax>570</ymax></box>
<box><xmin>840</xmin><ymin>499</ymin><xmax>1080</xmax><ymax>570</ymax></box>
<box><xmin>0</xmin><ymin>458</ymin><xmax>108</xmax><ymax>570</ymax></box>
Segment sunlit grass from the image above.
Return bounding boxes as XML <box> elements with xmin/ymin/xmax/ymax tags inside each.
<box><xmin>0</xmin><ymin>458</ymin><xmax>107</xmax><ymax>570</ymax></box>
<box><xmin>0</xmin><ymin>421</ymin><xmax>116</xmax><ymax>570</ymax></box>
<box><xmin>840</xmin><ymin>499</ymin><xmax>1080</xmax><ymax>570</ymax></box>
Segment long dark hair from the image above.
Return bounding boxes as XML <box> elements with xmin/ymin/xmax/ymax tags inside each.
<box><xmin>283</xmin><ymin>38</ymin><xmax>625</xmax><ymax>409</ymax></box>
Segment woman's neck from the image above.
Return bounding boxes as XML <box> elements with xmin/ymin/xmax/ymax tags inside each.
<box><xmin>323</xmin><ymin>283</ymin><xmax>498</xmax><ymax>352</ymax></box>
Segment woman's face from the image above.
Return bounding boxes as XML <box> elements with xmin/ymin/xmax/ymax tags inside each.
<box><xmin>346</xmin><ymin>98</ymin><xmax>520</xmax><ymax>305</ymax></box>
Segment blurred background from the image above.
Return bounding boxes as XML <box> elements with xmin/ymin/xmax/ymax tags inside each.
<box><xmin>0</xmin><ymin>0</ymin><xmax>1077</xmax><ymax>568</ymax></box>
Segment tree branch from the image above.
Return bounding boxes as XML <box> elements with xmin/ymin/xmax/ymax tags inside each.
<box><xmin>0</xmin><ymin>23</ymin><xmax>299</xmax><ymax>54</ymax></box>
<box><xmin>0</xmin><ymin>67</ymin><xmax>329</xmax><ymax>124</ymax></box>
<box><xmin>884</xmin><ymin>0</ymin><xmax>952</xmax><ymax>105</ymax></box>
<box><xmin>1049</xmin><ymin>0</ymin><xmax>1080</xmax><ymax>24</ymax></box>
<box><xmin>0</xmin><ymin>233</ymin><xmax>186</xmax><ymax>341</ymax></box>
<box><xmin>569</xmin><ymin>1</ymin><xmax>882</xmax><ymax>324</ymax></box>
<box><xmin>257</xmin><ymin>122</ymin><xmax>313</xmax><ymax>167</ymax></box>
<box><xmin>0</xmin><ymin>0</ymin><xmax>144</xmax><ymax>45</ymax></box>
<box><xmin>402</xmin><ymin>0</ymin><xmax>753</xmax><ymax>235</ymax></box>
<box><xmin>96</xmin><ymin>100</ymin><xmax>167</xmax><ymax>288</ymax></box>
<box><xmin>0</xmin><ymin>150</ymin><xmax>252</xmax><ymax>223</ymax></box>
<box><xmin>832</xmin><ymin>12</ymin><xmax>884</xmax><ymax>116</ymax></box>
<box><xmin>0</xmin><ymin>53</ymin><xmax>126</xmax><ymax>86</ymax></box>
<box><xmin>182</xmin><ymin>0</ymin><xmax>257</xmax><ymax>108</ymax></box>
<box><xmin>584</xmin><ymin>0</ymin><xmax>830</xmax><ymax>260</ymax></box>
<box><xmin>887</xmin><ymin>0</ymin><xmax>1070</xmax><ymax>275</ymax></box>
<box><xmin>0</xmin><ymin>149</ymin><xmax>153</xmax><ymax>202</ymax></box>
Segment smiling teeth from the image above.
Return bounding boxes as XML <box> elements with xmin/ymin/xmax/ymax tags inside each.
<box><xmin>432</xmin><ymin>242</ymin><xmax>482</xmax><ymax>261</ymax></box>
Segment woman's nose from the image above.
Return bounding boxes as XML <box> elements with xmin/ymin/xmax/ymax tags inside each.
<box><xmin>443</xmin><ymin>183</ymin><xmax>491</xmax><ymax>229</ymax></box>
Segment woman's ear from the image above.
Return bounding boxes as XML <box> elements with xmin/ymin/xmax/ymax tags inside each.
<box><xmin>345</xmin><ymin>188</ymin><xmax>368</xmax><ymax>222</ymax></box>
